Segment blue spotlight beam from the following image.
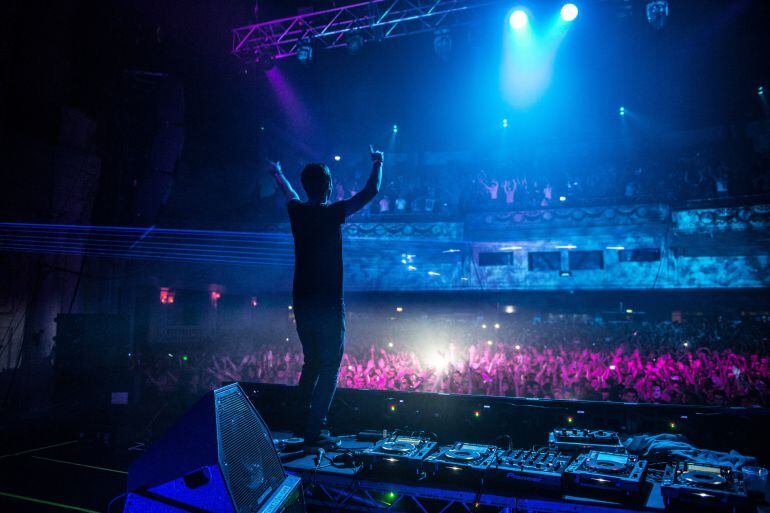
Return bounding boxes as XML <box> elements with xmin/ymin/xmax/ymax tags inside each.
<box><xmin>502</xmin><ymin>5</ymin><xmax>562</xmax><ymax>108</ymax></box>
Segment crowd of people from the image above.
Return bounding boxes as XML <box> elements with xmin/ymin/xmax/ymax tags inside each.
<box><xmin>462</xmin><ymin>147</ymin><xmax>751</xmax><ymax>212</ymax></box>
<box><xmin>255</xmin><ymin>138</ymin><xmax>770</xmax><ymax>219</ymax></box>
<box><xmin>135</xmin><ymin>315</ymin><xmax>769</xmax><ymax>407</ymax></box>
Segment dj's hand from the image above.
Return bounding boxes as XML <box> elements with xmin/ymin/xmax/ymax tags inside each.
<box><xmin>267</xmin><ymin>160</ymin><xmax>282</xmax><ymax>175</ymax></box>
<box><xmin>369</xmin><ymin>145</ymin><xmax>384</xmax><ymax>164</ymax></box>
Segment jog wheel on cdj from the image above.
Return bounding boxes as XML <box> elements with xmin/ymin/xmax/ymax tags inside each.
<box><xmin>445</xmin><ymin>450</ymin><xmax>481</xmax><ymax>462</ymax></box>
<box><xmin>279</xmin><ymin>437</ymin><xmax>305</xmax><ymax>452</ymax></box>
<box><xmin>586</xmin><ymin>458</ymin><xmax>627</xmax><ymax>473</ymax></box>
<box><xmin>590</xmin><ymin>430</ymin><xmax>613</xmax><ymax>440</ymax></box>
<box><xmin>381</xmin><ymin>441</ymin><xmax>416</xmax><ymax>454</ymax></box>
<box><xmin>680</xmin><ymin>472</ymin><xmax>728</xmax><ymax>487</ymax></box>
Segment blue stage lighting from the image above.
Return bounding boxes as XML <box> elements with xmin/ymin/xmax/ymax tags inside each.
<box><xmin>619</xmin><ymin>106</ymin><xmax>626</xmax><ymax>117</ymax></box>
<box><xmin>502</xmin><ymin>118</ymin><xmax>509</xmax><ymax>128</ymax></box>
<box><xmin>509</xmin><ymin>9</ymin><xmax>528</xmax><ymax>30</ymax></box>
<box><xmin>296</xmin><ymin>40</ymin><xmax>313</xmax><ymax>64</ymax></box>
<box><xmin>393</xmin><ymin>124</ymin><xmax>399</xmax><ymax>134</ymax></box>
<box><xmin>561</xmin><ymin>3</ymin><xmax>579</xmax><ymax>22</ymax></box>
<box><xmin>759</xmin><ymin>86</ymin><xmax>765</xmax><ymax>96</ymax></box>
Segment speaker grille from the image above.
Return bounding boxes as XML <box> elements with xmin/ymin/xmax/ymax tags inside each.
<box><xmin>216</xmin><ymin>385</ymin><xmax>285</xmax><ymax>512</ymax></box>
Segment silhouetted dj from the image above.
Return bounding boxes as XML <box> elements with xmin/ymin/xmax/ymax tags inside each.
<box><xmin>269</xmin><ymin>146</ymin><xmax>383</xmax><ymax>448</ymax></box>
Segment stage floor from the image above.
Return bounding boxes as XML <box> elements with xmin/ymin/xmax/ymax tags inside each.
<box><xmin>0</xmin><ymin>436</ymin><xmax>130</xmax><ymax>513</ymax></box>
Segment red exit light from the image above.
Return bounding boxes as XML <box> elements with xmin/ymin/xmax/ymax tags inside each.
<box><xmin>160</xmin><ymin>287</ymin><xmax>175</xmax><ymax>304</ymax></box>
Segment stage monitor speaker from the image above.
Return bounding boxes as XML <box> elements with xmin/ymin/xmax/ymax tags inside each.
<box><xmin>124</xmin><ymin>383</ymin><xmax>304</xmax><ymax>513</ymax></box>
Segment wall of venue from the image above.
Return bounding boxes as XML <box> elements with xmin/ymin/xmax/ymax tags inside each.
<box><xmin>144</xmin><ymin>203</ymin><xmax>769</xmax><ymax>293</ymax></box>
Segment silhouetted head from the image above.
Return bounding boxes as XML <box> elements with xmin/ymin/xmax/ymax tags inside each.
<box><xmin>301</xmin><ymin>163</ymin><xmax>332</xmax><ymax>203</ymax></box>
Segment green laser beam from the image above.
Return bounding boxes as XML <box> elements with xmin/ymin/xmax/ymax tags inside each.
<box><xmin>31</xmin><ymin>456</ymin><xmax>128</xmax><ymax>475</ymax></box>
<box><xmin>0</xmin><ymin>440</ymin><xmax>78</xmax><ymax>459</ymax></box>
<box><xmin>0</xmin><ymin>492</ymin><xmax>100</xmax><ymax>513</ymax></box>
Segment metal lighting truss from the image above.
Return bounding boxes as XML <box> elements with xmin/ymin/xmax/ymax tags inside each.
<box><xmin>232</xmin><ymin>0</ymin><xmax>494</xmax><ymax>63</ymax></box>
<box><xmin>299</xmin><ymin>472</ymin><xmax>516</xmax><ymax>513</ymax></box>
<box><xmin>292</xmin><ymin>471</ymin><xmax>651</xmax><ymax>513</ymax></box>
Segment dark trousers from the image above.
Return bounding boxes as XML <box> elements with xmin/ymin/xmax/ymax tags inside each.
<box><xmin>293</xmin><ymin>298</ymin><xmax>345</xmax><ymax>440</ymax></box>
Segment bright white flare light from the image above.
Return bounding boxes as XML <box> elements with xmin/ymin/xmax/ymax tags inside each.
<box><xmin>429</xmin><ymin>353</ymin><xmax>450</xmax><ymax>371</ymax></box>
<box><xmin>561</xmin><ymin>3</ymin><xmax>578</xmax><ymax>22</ymax></box>
<box><xmin>509</xmin><ymin>9</ymin><xmax>528</xmax><ymax>30</ymax></box>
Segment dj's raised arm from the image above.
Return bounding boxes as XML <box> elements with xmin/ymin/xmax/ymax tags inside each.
<box><xmin>267</xmin><ymin>160</ymin><xmax>300</xmax><ymax>202</ymax></box>
<box><xmin>340</xmin><ymin>145</ymin><xmax>383</xmax><ymax>216</ymax></box>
